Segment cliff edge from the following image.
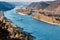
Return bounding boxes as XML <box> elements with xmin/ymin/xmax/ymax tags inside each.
<box><xmin>0</xmin><ymin>12</ymin><xmax>34</xmax><ymax>40</ymax></box>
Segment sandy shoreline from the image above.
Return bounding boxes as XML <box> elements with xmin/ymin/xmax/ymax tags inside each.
<box><xmin>17</xmin><ymin>12</ymin><xmax>27</xmax><ymax>15</ymax></box>
<box><xmin>33</xmin><ymin>17</ymin><xmax>60</xmax><ymax>26</ymax></box>
<box><xmin>16</xmin><ymin>11</ymin><xmax>60</xmax><ymax>26</ymax></box>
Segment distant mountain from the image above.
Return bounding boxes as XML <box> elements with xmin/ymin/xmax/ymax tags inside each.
<box><xmin>0</xmin><ymin>2</ymin><xmax>15</xmax><ymax>11</ymax></box>
<box><xmin>10</xmin><ymin>2</ymin><xmax>31</xmax><ymax>6</ymax></box>
<box><xmin>26</xmin><ymin>1</ymin><xmax>53</xmax><ymax>10</ymax></box>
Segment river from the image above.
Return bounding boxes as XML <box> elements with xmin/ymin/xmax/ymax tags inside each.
<box><xmin>4</xmin><ymin>7</ymin><xmax>60</xmax><ymax>40</ymax></box>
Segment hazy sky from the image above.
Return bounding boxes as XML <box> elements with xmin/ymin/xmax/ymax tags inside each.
<box><xmin>0</xmin><ymin>0</ymin><xmax>55</xmax><ymax>2</ymax></box>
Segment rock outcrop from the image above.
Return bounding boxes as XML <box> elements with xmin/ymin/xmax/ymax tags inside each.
<box><xmin>0</xmin><ymin>13</ymin><xmax>34</xmax><ymax>40</ymax></box>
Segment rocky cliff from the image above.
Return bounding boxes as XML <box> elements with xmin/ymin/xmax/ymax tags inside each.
<box><xmin>0</xmin><ymin>13</ymin><xmax>34</xmax><ymax>40</ymax></box>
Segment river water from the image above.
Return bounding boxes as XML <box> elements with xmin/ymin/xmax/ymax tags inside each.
<box><xmin>4</xmin><ymin>7</ymin><xmax>60</xmax><ymax>40</ymax></box>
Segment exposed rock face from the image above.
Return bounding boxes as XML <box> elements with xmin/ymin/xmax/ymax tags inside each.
<box><xmin>26</xmin><ymin>2</ymin><xmax>53</xmax><ymax>10</ymax></box>
<box><xmin>0</xmin><ymin>15</ymin><xmax>34</xmax><ymax>40</ymax></box>
<box><xmin>30</xmin><ymin>1</ymin><xmax>60</xmax><ymax>25</ymax></box>
<box><xmin>55</xmin><ymin>6</ymin><xmax>60</xmax><ymax>14</ymax></box>
<box><xmin>44</xmin><ymin>0</ymin><xmax>60</xmax><ymax>11</ymax></box>
<box><xmin>43</xmin><ymin>0</ymin><xmax>60</xmax><ymax>16</ymax></box>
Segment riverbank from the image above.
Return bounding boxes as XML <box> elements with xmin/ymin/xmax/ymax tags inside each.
<box><xmin>31</xmin><ymin>11</ymin><xmax>60</xmax><ymax>26</ymax></box>
<box><xmin>32</xmin><ymin>17</ymin><xmax>60</xmax><ymax>26</ymax></box>
<box><xmin>0</xmin><ymin>12</ymin><xmax>35</xmax><ymax>40</ymax></box>
<box><xmin>17</xmin><ymin>12</ymin><xmax>27</xmax><ymax>15</ymax></box>
<box><xmin>4</xmin><ymin>7</ymin><xmax>60</xmax><ymax>40</ymax></box>
<box><xmin>16</xmin><ymin>9</ymin><xmax>60</xmax><ymax>26</ymax></box>
<box><xmin>16</xmin><ymin>9</ymin><xmax>30</xmax><ymax>15</ymax></box>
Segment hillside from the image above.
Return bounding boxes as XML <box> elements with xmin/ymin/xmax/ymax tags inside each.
<box><xmin>0</xmin><ymin>14</ymin><xmax>34</xmax><ymax>40</ymax></box>
<box><xmin>10</xmin><ymin>2</ymin><xmax>31</xmax><ymax>6</ymax></box>
<box><xmin>26</xmin><ymin>1</ymin><xmax>53</xmax><ymax>10</ymax></box>
<box><xmin>55</xmin><ymin>5</ymin><xmax>60</xmax><ymax>14</ymax></box>
<box><xmin>44</xmin><ymin>1</ymin><xmax>60</xmax><ymax>11</ymax></box>
<box><xmin>0</xmin><ymin>2</ymin><xmax>15</xmax><ymax>11</ymax></box>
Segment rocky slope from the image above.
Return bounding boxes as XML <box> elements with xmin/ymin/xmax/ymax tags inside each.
<box><xmin>55</xmin><ymin>5</ymin><xmax>60</xmax><ymax>14</ymax></box>
<box><xmin>26</xmin><ymin>1</ymin><xmax>53</xmax><ymax>10</ymax></box>
<box><xmin>44</xmin><ymin>0</ymin><xmax>60</xmax><ymax>12</ymax></box>
<box><xmin>0</xmin><ymin>15</ymin><xmax>34</xmax><ymax>40</ymax></box>
<box><xmin>29</xmin><ymin>0</ymin><xmax>60</xmax><ymax>25</ymax></box>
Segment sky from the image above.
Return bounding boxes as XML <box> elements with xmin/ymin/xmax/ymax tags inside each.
<box><xmin>0</xmin><ymin>0</ymin><xmax>55</xmax><ymax>2</ymax></box>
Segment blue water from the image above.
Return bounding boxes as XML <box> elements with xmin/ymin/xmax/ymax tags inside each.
<box><xmin>4</xmin><ymin>7</ymin><xmax>60</xmax><ymax>40</ymax></box>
